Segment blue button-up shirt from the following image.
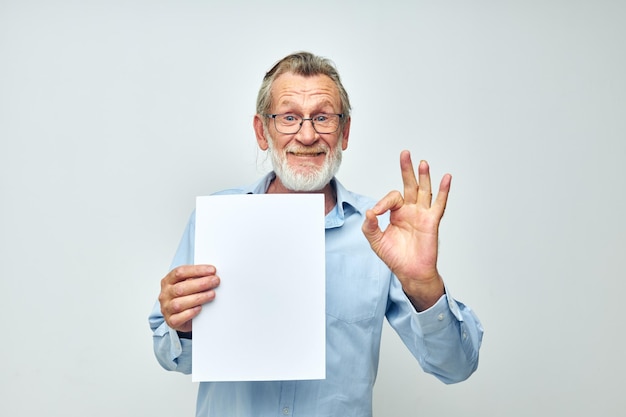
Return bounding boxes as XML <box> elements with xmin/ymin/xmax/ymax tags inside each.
<box><xmin>149</xmin><ymin>173</ymin><xmax>483</xmax><ymax>417</ymax></box>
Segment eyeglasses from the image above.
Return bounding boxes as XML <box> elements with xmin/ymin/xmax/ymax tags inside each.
<box><xmin>265</xmin><ymin>113</ymin><xmax>344</xmax><ymax>134</ymax></box>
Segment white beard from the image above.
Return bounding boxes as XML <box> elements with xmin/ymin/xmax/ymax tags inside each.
<box><xmin>266</xmin><ymin>131</ymin><xmax>343</xmax><ymax>192</ymax></box>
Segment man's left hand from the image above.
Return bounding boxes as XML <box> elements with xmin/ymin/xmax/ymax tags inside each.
<box><xmin>362</xmin><ymin>150</ymin><xmax>450</xmax><ymax>311</ymax></box>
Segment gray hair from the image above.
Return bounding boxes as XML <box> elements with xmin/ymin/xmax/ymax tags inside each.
<box><xmin>256</xmin><ymin>52</ymin><xmax>351</xmax><ymax>126</ymax></box>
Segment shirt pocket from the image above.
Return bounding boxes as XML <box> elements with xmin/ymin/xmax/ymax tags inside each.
<box><xmin>325</xmin><ymin>253</ymin><xmax>382</xmax><ymax>324</ymax></box>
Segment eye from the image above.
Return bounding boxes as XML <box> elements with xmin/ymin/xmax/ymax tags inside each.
<box><xmin>282</xmin><ymin>114</ymin><xmax>299</xmax><ymax>122</ymax></box>
<box><xmin>314</xmin><ymin>114</ymin><xmax>329</xmax><ymax>122</ymax></box>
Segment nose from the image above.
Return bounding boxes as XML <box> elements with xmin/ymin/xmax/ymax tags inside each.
<box><xmin>295</xmin><ymin>119</ymin><xmax>319</xmax><ymax>145</ymax></box>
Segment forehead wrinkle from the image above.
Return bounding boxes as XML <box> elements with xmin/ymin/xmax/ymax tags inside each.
<box><xmin>276</xmin><ymin>96</ymin><xmax>336</xmax><ymax>113</ymax></box>
<box><xmin>271</xmin><ymin>74</ymin><xmax>341</xmax><ymax>113</ymax></box>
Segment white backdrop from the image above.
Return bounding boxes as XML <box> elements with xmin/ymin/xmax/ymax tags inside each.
<box><xmin>1</xmin><ymin>1</ymin><xmax>625</xmax><ymax>416</ymax></box>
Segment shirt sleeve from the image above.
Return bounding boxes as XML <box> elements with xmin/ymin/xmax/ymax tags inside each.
<box><xmin>147</xmin><ymin>212</ymin><xmax>196</xmax><ymax>375</ymax></box>
<box><xmin>386</xmin><ymin>275</ymin><xmax>484</xmax><ymax>384</ymax></box>
<box><xmin>149</xmin><ymin>301</ymin><xmax>193</xmax><ymax>374</ymax></box>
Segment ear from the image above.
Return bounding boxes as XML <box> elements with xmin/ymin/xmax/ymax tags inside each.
<box><xmin>340</xmin><ymin>116</ymin><xmax>351</xmax><ymax>151</ymax></box>
<box><xmin>253</xmin><ymin>114</ymin><xmax>269</xmax><ymax>150</ymax></box>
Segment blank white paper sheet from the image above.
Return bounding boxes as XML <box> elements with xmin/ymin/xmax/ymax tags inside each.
<box><xmin>192</xmin><ymin>193</ymin><xmax>326</xmax><ymax>382</ymax></box>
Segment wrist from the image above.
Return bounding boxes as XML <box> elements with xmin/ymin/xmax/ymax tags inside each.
<box><xmin>403</xmin><ymin>275</ymin><xmax>445</xmax><ymax>312</ymax></box>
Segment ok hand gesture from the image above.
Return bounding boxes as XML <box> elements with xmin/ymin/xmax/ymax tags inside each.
<box><xmin>362</xmin><ymin>150</ymin><xmax>450</xmax><ymax>311</ymax></box>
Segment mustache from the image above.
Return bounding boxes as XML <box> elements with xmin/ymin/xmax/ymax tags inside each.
<box><xmin>283</xmin><ymin>144</ymin><xmax>330</xmax><ymax>155</ymax></box>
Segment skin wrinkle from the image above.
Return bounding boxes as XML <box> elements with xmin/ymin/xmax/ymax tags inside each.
<box><xmin>267</xmin><ymin>129</ymin><xmax>342</xmax><ymax>193</ymax></box>
<box><xmin>254</xmin><ymin>73</ymin><xmax>350</xmax><ymax>199</ymax></box>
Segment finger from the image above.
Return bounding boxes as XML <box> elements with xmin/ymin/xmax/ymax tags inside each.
<box><xmin>161</xmin><ymin>286</ymin><xmax>217</xmax><ymax>332</ymax></box>
<box><xmin>371</xmin><ymin>190</ymin><xmax>404</xmax><ymax>216</ymax></box>
<box><xmin>171</xmin><ymin>275</ymin><xmax>220</xmax><ymax>299</ymax></box>
<box><xmin>417</xmin><ymin>160</ymin><xmax>433</xmax><ymax>208</ymax></box>
<box><xmin>432</xmin><ymin>173</ymin><xmax>452</xmax><ymax>216</ymax></box>
<box><xmin>163</xmin><ymin>264</ymin><xmax>216</xmax><ymax>286</ymax></box>
<box><xmin>362</xmin><ymin>208</ymin><xmax>381</xmax><ymax>235</ymax></box>
<box><xmin>400</xmin><ymin>150</ymin><xmax>419</xmax><ymax>204</ymax></box>
<box><xmin>362</xmin><ymin>209</ymin><xmax>383</xmax><ymax>249</ymax></box>
<box><xmin>167</xmin><ymin>289</ymin><xmax>216</xmax><ymax>316</ymax></box>
<box><xmin>166</xmin><ymin>305</ymin><xmax>203</xmax><ymax>331</ymax></box>
<box><xmin>159</xmin><ymin>274</ymin><xmax>219</xmax><ymax>317</ymax></box>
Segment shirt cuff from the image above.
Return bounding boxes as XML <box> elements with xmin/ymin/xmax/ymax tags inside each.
<box><xmin>412</xmin><ymin>286</ymin><xmax>465</xmax><ymax>334</ymax></box>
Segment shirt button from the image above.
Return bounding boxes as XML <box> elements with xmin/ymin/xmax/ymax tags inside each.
<box><xmin>463</xmin><ymin>331</ymin><xmax>468</xmax><ymax>340</ymax></box>
<box><xmin>282</xmin><ymin>407</ymin><xmax>290</xmax><ymax>415</ymax></box>
<box><xmin>437</xmin><ymin>313</ymin><xmax>444</xmax><ymax>321</ymax></box>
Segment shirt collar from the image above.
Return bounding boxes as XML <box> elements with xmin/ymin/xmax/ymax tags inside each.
<box><xmin>327</xmin><ymin>177</ymin><xmax>361</xmax><ymax>228</ymax></box>
<box><xmin>244</xmin><ymin>172</ymin><xmax>363</xmax><ymax>229</ymax></box>
<box><xmin>242</xmin><ymin>172</ymin><xmax>276</xmax><ymax>194</ymax></box>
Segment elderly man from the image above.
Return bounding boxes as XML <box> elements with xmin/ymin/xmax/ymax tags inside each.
<box><xmin>149</xmin><ymin>51</ymin><xmax>483</xmax><ymax>417</ymax></box>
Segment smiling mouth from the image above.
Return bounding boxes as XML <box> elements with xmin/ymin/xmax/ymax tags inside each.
<box><xmin>289</xmin><ymin>151</ymin><xmax>325</xmax><ymax>157</ymax></box>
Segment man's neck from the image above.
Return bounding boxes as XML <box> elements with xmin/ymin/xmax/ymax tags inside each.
<box><xmin>267</xmin><ymin>177</ymin><xmax>337</xmax><ymax>215</ymax></box>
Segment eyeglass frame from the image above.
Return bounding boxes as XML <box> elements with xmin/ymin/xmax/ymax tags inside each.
<box><xmin>264</xmin><ymin>113</ymin><xmax>344</xmax><ymax>134</ymax></box>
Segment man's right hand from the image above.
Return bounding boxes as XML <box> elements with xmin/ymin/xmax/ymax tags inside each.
<box><xmin>159</xmin><ymin>264</ymin><xmax>220</xmax><ymax>333</ymax></box>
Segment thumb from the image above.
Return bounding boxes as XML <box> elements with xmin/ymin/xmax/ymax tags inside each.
<box><xmin>362</xmin><ymin>209</ymin><xmax>383</xmax><ymax>249</ymax></box>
